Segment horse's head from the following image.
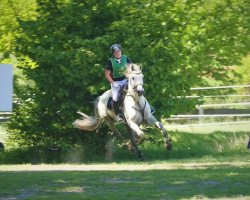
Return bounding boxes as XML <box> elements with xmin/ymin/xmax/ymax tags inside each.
<box><xmin>126</xmin><ymin>63</ymin><xmax>144</xmax><ymax>96</ymax></box>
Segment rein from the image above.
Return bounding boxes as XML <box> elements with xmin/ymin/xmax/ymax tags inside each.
<box><xmin>125</xmin><ymin>67</ymin><xmax>147</xmax><ymax>120</ymax></box>
<box><xmin>126</xmin><ymin>91</ymin><xmax>147</xmax><ymax>121</ymax></box>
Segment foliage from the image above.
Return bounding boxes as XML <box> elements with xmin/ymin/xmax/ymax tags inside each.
<box><xmin>235</xmin><ymin>54</ymin><xmax>250</xmax><ymax>93</ymax></box>
<box><xmin>237</xmin><ymin>54</ymin><xmax>250</xmax><ymax>84</ymax></box>
<box><xmin>0</xmin><ymin>0</ymin><xmax>37</xmax><ymax>101</ymax></box>
<box><xmin>0</xmin><ymin>0</ymin><xmax>37</xmax><ymax>62</ymax></box>
<box><xmin>112</xmin><ymin>0</ymin><xmax>250</xmax><ymax>111</ymax></box>
<box><xmin>6</xmin><ymin>0</ymin><xmax>250</xmax><ymax>154</ymax></box>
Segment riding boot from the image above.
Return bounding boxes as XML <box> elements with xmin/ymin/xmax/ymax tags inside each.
<box><xmin>112</xmin><ymin>100</ymin><xmax>124</xmax><ymax>122</ymax></box>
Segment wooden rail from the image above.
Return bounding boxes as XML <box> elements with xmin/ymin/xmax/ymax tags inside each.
<box><xmin>170</xmin><ymin>114</ymin><xmax>250</xmax><ymax>118</ymax></box>
<box><xmin>182</xmin><ymin>94</ymin><xmax>250</xmax><ymax>98</ymax></box>
<box><xmin>196</xmin><ymin>102</ymin><xmax>250</xmax><ymax>108</ymax></box>
<box><xmin>190</xmin><ymin>84</ymin><xmax>250</xmax><ymax>90</ymax></box>
<box><xmin>171</xmin><ymin>85</ymin><xmax>250</xmax><ymax>119</ymax></box>
<box><xmin>0</xmin><ymin>112</ymin><xmax>12</xmax><ymax>122</ymax></box>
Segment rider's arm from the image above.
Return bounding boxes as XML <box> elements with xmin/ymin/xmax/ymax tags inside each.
<box><xmin>105</xmin><ymin>69</ymin><xmax>114</xmax><ymax>84</ymax></box>
<box><xmin>105</xmin><ymin>60</ymin><xmax>114</xmax><ymax>84</ymax></box>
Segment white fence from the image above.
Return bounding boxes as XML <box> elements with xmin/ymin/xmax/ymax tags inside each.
<box><xmin>0</xmin><ymin>112</ymin><xmax>12</xmax><ymax>122</ymax></box>
<box><xmin>168</xmin><ymin>85</ymin><xmax>250</xmax><ymax>126</ymax></box>
<box><xmin>190</xmin><ymin>84</ymin><xmax>250</xmax><ymax>90</ymax></box>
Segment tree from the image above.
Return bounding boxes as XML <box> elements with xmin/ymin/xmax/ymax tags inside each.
<box><xmin>235</xmin><ymin>54</ymin><xmax>250</xmax><ymax>93</ymax></box>
<box><xmin>0</xmin><ymin>0</ymin><xmax>37</xmax><ymax>62</ymax></box>
<box><xmin>8</xmin><ymin>0</ymin><xmax>118</xmax><ymax>156</ymax></box>
<box><xmin>109</xmin><ymin>0</ymin><xmax>250</xmax><ymax>113</ymax></box>
<box><xmin>7</xmin><ymin>0</ymin><xmax>250</xmax><ymax>156</ymax></box>
<box><xmin>0</xmin><ymin>0</ymin><xmax>37</xmax><ymax>101</ymax></box>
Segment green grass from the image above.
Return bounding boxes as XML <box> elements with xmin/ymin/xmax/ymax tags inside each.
<box><xmin>0</xmin><ymin>126</ymin><xmax>249</xmax><ymax>163</ymax></box>
<box><xmin>112</xmin><ymin>130</ymin><xmax>249</xmax><ymax>162</ymax></box>
<box><xmin>0</xmin><ymin>160</ymin><xmax>249</xmax><ymax>199</ymax></box>
<box><xmin>167</xmin><ymin>121</ymin><xmax>250</xmax><ymax>134</ymax></box>
<box><xmin>0</xmin><ymin>123</ymin><xmax>250</xmax><ymax>199</ymax></box>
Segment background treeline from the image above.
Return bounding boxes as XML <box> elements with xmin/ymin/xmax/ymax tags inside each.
<box><xmin>0</xmin><ymin>0</ymin><xmax>249</xmax><ymax>161</ymax></box>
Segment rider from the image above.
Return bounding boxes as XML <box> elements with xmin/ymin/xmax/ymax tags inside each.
<box><xmin>105</xmin><ymin>44</ymin><xmax>131</xmax><ymax>122</ymax></box>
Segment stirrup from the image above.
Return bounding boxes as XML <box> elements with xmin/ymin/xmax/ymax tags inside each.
<box><xmin>150</xmin><ymin>106</ymin><xmax>155</xmax><ymax>114</ymax></box>
<box><xmin>116</xmin><ymin>114</ymin><xmax>124</xmax><ymax>122</ymax></box>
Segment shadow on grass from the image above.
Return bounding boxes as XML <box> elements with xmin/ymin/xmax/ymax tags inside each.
<box><xmin>0</xmin><ymin>165</ymin><xmax>249</xmax><ymax>200</ymax></box>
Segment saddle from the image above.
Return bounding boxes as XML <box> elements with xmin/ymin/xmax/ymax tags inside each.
<box><xmin>107</xmin><ymin>82</ymin><xmax>156</xmax><ymax>114</ymax></box>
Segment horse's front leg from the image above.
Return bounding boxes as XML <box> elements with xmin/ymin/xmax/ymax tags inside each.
<box><xmin>146</xmin><ymin>115</ymin><xmax>172</xmax><ymax>150</ymax></box>
<box><xmin>126</xmin><ymin>120</ymin><xmax>145</xmax><ymax>145</ymax></box>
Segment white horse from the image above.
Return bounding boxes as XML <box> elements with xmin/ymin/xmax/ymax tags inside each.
<box><xmin>73</xmin><ymin>63</ymin><xmax>172</xmax><ymax>160</ymax></box>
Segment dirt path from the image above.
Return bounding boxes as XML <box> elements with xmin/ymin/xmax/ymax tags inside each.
<box><xmin>0</xmin><ymin>161</ymin><xmax>249</xmax><ymax>171</ymax></box>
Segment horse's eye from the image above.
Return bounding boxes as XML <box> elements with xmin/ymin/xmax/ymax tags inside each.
<box><xmin>132</xmin><ymin>77</ymin><xmax>134</xmax><ymax>80</ymax></box>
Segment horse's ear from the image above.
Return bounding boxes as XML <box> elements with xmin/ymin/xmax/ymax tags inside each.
<box><xmin>139</xmin><ymin>64</ymin><xmax>142</xmax><ymax>72</ymax></box>
<box><xmin>131</xmin><ymin>64</ymin><xmax>135</xmax><ymax>71</ymax></box>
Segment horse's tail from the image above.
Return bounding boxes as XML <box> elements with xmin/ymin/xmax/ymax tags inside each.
<box><xmin>73</xmin><ymin>97</ymin><xmax>102</xmax><ymax>131</ymax></box>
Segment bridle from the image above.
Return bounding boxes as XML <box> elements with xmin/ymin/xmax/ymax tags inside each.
<box><xmin>126</xmin><ymin>71</ymin><xmax>147</xmax><ymax>121</ymax></box>
<box><xmin>128</xmin><ymin>71</ymin><xmax>144</xmax><ymax>90</ymax></box>
<box><xmin>131</xmin><ymin>82</ymin><xmax>144</xmax><ymax>90</ymax></box>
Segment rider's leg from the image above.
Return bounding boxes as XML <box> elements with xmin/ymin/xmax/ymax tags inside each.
<box><xmin>111</xmin><ymin>82</ymin><xmax>123</xmax><ymax>122</ymax></box>
<box><xmin>112</xmin><ymin>100</ymin><xmax>120</xmax><ymax>114</ymax></box>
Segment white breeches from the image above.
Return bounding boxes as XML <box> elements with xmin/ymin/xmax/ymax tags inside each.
<box><xmin>111</xmin><ymin>79</ymin><xmax>127</xmax><ymax>101</ymax></box>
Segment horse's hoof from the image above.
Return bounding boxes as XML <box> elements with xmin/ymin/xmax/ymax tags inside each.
<box><xmin>166</xmin><ymin>143</ymin><xmax>172</xmax><ymax>151</ymax></box>
<box><xmin>136</xmin><ymin>137</ymin><xmax>145</xmax><ymax>145</ymax></box>
<box><xmin>129</xmin><ymin>148</ymin><xmax>137</xmax><ymax>154</ymax></box>
<box><xmin>140</xmin><ymin>157</ymin><xmax>146</xmax><ymax>162</ymax></box>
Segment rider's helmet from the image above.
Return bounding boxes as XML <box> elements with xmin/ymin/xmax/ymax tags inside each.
<box><xmin>111</xmin><ymin>44</ymin><xmax>122</xmax><ymax>53</ymax></box>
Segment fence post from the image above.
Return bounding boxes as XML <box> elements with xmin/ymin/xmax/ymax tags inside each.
<box><xmin>197</xmin><ymin>106</ymin><xmax>204</xmax><ymax>123</ymax></box>
<box><xmin>198</xmin><ymin>106</ymin><xmax>204</xmax><ymax>115</ymax></box>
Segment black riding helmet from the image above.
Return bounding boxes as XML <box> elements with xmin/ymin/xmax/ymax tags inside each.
<box><xmin>111</xmin><ymin>44</ymin><xmax>122</xmax><ymax>53</ymax></box>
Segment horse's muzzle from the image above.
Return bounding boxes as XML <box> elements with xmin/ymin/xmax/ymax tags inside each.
<box><xmin>137</xmin><ymin>85</ymin><xmax>144</xmax><ymax>96</ymax></box>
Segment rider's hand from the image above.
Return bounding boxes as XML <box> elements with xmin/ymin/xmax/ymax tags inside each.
<box><xmin>112</xmin><ymin>82</ymin><xmax>119</xmax><ymax>87</ymax></box>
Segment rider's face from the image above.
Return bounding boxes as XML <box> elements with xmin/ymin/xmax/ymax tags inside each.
<box><xmin>113</xmin><ymin>50</ymin><xmax>122</xmax><ymax>59</ymax></box>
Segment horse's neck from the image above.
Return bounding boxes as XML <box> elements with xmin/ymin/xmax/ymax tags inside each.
<box><xmin>126</xmin><ymin>90</ymin><xmax>145</xmax><ymax>104</ymax></box>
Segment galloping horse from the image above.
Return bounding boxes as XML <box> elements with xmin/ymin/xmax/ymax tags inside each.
<box><xmin>73</xmin><ymin>63</ymin><xmax>172</xmax><ymax>160</ymax></box>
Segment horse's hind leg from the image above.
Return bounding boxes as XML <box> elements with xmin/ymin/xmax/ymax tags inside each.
<box><xmin>147</xmin><ymin>115</ymin><xmax>172</xmax><ymax>150</ymax></box>
<box><xmin>126</xmin><ymin>126</ymin><xmax>145</xmax><ymax>161</ymax></box>
<box><xmin>105</xmin><ymin>117</ymin><xmax>133</xmax><ymax>150</ymax></box>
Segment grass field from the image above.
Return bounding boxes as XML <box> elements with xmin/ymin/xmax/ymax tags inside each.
<box><xmin>0</xmin><ymin>123</ymin><xmax>250</xmax><ymax>199</ymax></box>
<box><xmin>166</xmin><ymin>120</ymin><xmax>250</xmax><ymax>134</ymax></box>
<box><xmin>0</xmin><ymin>157</ymin><xmax>249</xmax><ymax>200</ymax></box>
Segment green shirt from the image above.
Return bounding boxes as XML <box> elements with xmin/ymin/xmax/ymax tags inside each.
<box><xmin>110</xmin><ymin>55</ymin><xmax>128</xmax><ymax>79</ymax></box>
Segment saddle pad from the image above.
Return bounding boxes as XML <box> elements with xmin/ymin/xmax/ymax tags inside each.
<box><xmin>107</xmin><ymin>96</ymin><xmax>155</xmax><ymax>114</ymax></box>
<box><xmin>107</xmin><ymin>97</ymin><xmax>113</xmax><ymax>109</ymax></box>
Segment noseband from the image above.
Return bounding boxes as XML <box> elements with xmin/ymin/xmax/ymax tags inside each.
<box><xmin>132</xmin><ymin>83</ymin><xmax>143</xmax><ymax>90</ymax></box>
<box><xmin>126</xmin><ymin>72</ymin><xmax>147</xmax><ymax>120</ymax></box>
